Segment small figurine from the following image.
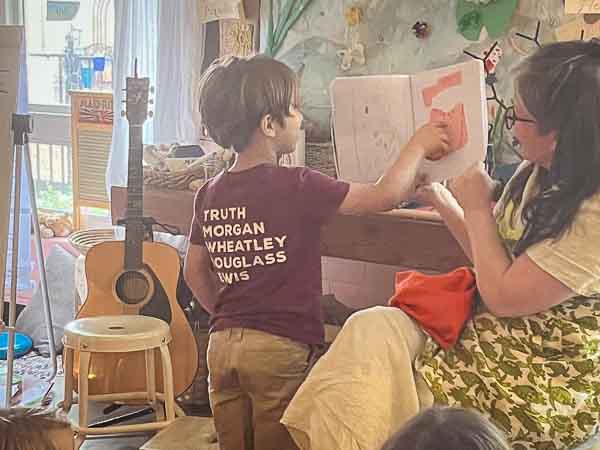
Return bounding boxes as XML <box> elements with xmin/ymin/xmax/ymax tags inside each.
<box><xmin>337</xmin><ymin>42</ymin><xmax>366</xmax><ymax>72</ymax></box>
<box><xmin>412</xmin><ymin>21</ymin><xmax>431</xmax><ymax>39</ymax></box>
<box><xmin>484</xmin><ymin>44</ymin><xmax>503</xmax><ymax>74</ymax></box>
<box><xmin>338</xmin><ymin>5</ymin><xmax>366</xmax><ymax>71</ymax></box>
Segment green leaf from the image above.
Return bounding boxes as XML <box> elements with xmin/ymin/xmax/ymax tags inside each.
<box><xmin>458</xmin><ymin>371</ymin><xmax>483</xmax><ymax>388</ymax></box>
<box><xmin>576</xmin><ymin>412</ymin><xmax>596</xmax><ymax>431</ymax></box>
<box><xmin>480</xmin><ymin>342</ymin><xmax>498</xmax><ymax>360</ymax></box>
<box><xmin>549</xmin><ymin>386</ymin><xmax>576</xmax><ymax>407</ymax></box>
<box><xmin>456</xmin><ymin>0</ymin><xmax>518</xmax><ymax>41</ymax></box>
<box><xmin>511</xmin><ymin>407</ymin><xmax>544</xmax><ymax>434</ymax></box>
<box><xmin>490</xmin><ymin>408</ymin><xmax>512</xmax><ymax>432</ymax></box>
<box><xmin>512</xmin><ymin>385</ymin><xmax>545</xmax><ymax>404</ymax></box>
<box><xmin>480</xmin><ymin>0</ymin><xmax>518</xmax><ymax>39</ymax></box>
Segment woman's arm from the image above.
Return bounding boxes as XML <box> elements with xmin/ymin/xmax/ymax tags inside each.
<box><xmin>416</xmin><ymin>183</ymin><xmax>473</xmax><ymax>262</ymax></box>
<box><xmin>451</xmin><ymin>164</ymin><xmax>576</xmax><ymax>317</ymax></box>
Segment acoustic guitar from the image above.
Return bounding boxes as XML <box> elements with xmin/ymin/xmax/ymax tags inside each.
<box><xmin>74</xmin><ymin>66</ymin><xmax>198</xmax><ymax>396</ymax></box>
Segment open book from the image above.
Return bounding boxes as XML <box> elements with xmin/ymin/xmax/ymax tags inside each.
<box><xmin>331</xmin><ymin>60</ymin><xmax>488</xmax><ymax>184</ymax></box>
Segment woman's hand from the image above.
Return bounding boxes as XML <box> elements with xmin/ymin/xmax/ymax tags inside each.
<box><xmin>414</xmin><ymin>182</ymin><xmax>450</xmax><ymax>207</ymax></box>
<box><xmin>448</xmin><ymin>162</ymin><xmax>496</xmax><ymax>213</ymax></box>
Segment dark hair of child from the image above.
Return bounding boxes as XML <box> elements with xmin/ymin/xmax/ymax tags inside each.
<box><xmin>380</xmin><ymin>407</ymin><xmax>511</xmax><ymax>450</ymax></box>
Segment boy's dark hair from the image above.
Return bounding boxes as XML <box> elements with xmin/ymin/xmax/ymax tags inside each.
<box><xmin>380</xmin><ymin>407</ymin><xmax>510</xmax><ymax>450</ymax></box>
<box><xmin>0</xmin><ymin>407</ymin><xmax>71</xmax><ymax>450</ymax></box>
<box><xmin>197</xmin><ymin>54</ymin><xmax>299</xmax><ymax>153</ymax></box>
<box><xmin>505</xmin><ymin>39</ymin><xmax>600</xmax><ymax>256</ymax></box>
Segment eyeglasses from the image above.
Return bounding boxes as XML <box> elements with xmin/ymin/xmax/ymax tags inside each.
<box><xmin>505</xmin><ymin>105</ymin><xmax>536</xmax><ymax>130</ymax></box>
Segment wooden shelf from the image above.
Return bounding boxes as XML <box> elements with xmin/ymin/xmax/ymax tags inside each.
<box><xmin>111</xmin><ymin>186</ymin><xmax>469</xmax><ymax>273</ymax></box>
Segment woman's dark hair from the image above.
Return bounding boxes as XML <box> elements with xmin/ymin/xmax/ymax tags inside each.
<box><xmin>380</xmin><ymin>407</ymin><xmax>510</xmax><ymax>450</ymax></box>
<box><xmin>197</xmin><ymin>54</ymin><xmax>299</xmax><ymax>153</ymax></box>
<box><xmin>0</xmin><ymin>407</ymin><xmax>71</xmax><ymax>450</ymax></box>
<box><xmin>504</xmin><ymin>39</ymin><xmax>600</xmax><ymax>255</ymax></box>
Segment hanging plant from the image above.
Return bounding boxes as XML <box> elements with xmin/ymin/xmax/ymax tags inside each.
<box><xmin>265</xmin><ymin>0</ymin><xmax>315</xmax><ymax>57</ymax></box>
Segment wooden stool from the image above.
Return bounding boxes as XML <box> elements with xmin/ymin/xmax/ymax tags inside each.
<box><xmin>62</xmin><ymin>315</ymin><xmax>178</xmax><ymax>448</ymax></box>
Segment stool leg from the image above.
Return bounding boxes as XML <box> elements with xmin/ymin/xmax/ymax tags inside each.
<box><xmin>62</xmin><ymin>347</ymin><xmax>74</xmax><ymax>412</ymax></box>
<box><xmin>159</xmin><ymin>344</ymin><xmax>176</xmax><ymax>421</ymax></box>
<box><xmin>145</xmin><ymin>348</ymin><xmax>162</xmax><ymax>420</ymax></box>
<box><xmin>76</xmin><ymin>351</ymin><xmax>91</xmax><ymax>449</ymax></box>
<box><xmin>174</xmin><ymin>402</ymin><xmax>186</xmax><ymax>418</ymax></box>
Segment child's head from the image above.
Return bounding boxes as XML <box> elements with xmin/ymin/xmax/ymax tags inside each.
<box><xmin>198</xmin><ymin>54</ymin><xmax>302</xmax><ymax>155</ymax></box>
<box><xmin>380</xmin><ymin>407</ymin><xmax>510</xmax><ymax>450</ymax></box>
<box><xmin>0</xmin><ymin>408</ymin><xmax>73</xmax><ymax>450</ymax></box>
<box><xmin>506</xmin><ymin>39</ymin><xmax>600</xmax><ymax>255</ymax></box>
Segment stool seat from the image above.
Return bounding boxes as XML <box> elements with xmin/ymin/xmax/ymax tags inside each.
<box><xmin>62</xmin><ymin>315</ymin><xmax>180</xmax><ymax>449</ymax></box>
<box><xmin>64</xmin><ymin>315</ymin><xmax>171</xmax><ymax>353</ymax></box>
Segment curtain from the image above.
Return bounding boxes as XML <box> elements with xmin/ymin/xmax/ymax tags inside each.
<box><xmin>106</xmin><ymin>0</ymin><xmax>206</xmax><ymax>191</ymax></box>
<box><xmin>153</xmin><ymin>0</ymin><xmax>206</xmax><ymax>144</ymax></box>
<box><xmin>106</xmin><ymin>0</ymin><xmax>158</xmax><ymax>190</ymax></box>
<box><xmin>0</xmin><ymin>0</ymin><xmax>24</xmax><ymax>25</ymax></box>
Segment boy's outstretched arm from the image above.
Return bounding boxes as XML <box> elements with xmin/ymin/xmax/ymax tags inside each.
<box><xmin>338</xmin><ymin>122</ymin><xmax>450</xmax><ymax>215</ymax></box>
<box><xmin>184</xmin><ymin>244</ymin><xmax>220</xmax><ymax>314</ymax></box>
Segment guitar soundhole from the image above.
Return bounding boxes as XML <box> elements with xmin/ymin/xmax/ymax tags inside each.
<box><xmin>116</xmin><ymin>271</ymin><xmax>150</xmax><ymax>305</ymax></box>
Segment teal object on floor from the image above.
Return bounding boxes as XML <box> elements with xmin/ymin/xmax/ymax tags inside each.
<box><xmin>0</xmin><ymin>331</ymin><xmax>33</xmax><ymax>359</ymax></box>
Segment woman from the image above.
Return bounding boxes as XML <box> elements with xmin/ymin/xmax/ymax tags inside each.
<box><xmin>282</xmin><ymin>40</ymin><xmax>600</xmax><ymax>450</ymax></box>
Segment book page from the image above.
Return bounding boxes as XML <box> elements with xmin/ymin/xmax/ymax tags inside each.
<box><xmin>565</xmin><ymin>0</ymin><xmax>600</xmax><ymax>14</ymax></box>
<box><xmin>331</xmin><ymin>75</ymin><xmax>414</xmax><ymax>183</ymax></box>
<box><xmin>555</xmin><ymin>17</ymin><xmax>600</xmax><ymax>41</ymax></box>
<box><xmin>199</xmin><ymin>0</ymin><xmax>243</xmax><ymax>23</ymax></box>
<box><xmin>410</xmin><ymin>60</ymin><xmax>488</xmax><ymax>182</ymax></box>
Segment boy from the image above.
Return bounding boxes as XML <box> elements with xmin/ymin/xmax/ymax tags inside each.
<box><xmin>184</xmin><ymin>54</ymin><xmax>451</xmax><ymax>450</ymax></box>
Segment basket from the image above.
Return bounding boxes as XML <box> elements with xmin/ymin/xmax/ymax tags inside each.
<box><xmin>305</xmin><ymin>142</ymin><xmax>337</xmax><ymax>178</ymax></box>
<box><xmin>143</xmin><ymin>153</ymin><xmax>228</xmax><ymax>190</ymax></box>
<box><xmin>68</xmin><ymin>228</ymin><xmax>116</xmax><ymax>255</ymax></box>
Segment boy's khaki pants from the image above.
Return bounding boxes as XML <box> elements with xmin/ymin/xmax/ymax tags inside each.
<box><xmin>207</xmin><ymin>328</ymin><xmax>312</xmax><ymax>450</ymax></box>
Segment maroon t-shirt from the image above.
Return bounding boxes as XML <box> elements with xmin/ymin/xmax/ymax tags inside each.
<box><xmin>188</xmin><ymin>164</ymin><xmax>350</xmax><ymax>345</ymax></box>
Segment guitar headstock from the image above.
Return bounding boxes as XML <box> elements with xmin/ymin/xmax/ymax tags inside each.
<box><xmin>123</xmin><ymin>60</ymin><xmax>153</xmax><ymax>126</ymax></box>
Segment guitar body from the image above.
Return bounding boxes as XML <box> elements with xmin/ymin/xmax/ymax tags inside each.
<box><xmin>75</xmin><ymin>240</ymin><xmax>198</xmax><ymax>396</ymax></box>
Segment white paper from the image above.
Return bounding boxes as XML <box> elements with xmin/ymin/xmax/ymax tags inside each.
<box><xmin>199</xmin><ymin>0</ymin><xmax>243</xmax><ymax>23</ymax></box>
<box><xmin>411</xmin><ymin>60</ymin><xmax>488</xmax><ymax>182</ymax></box>
<box><xmin>331</xmin><ymin>75</ymin><xmax>413</xmax><ymax>183</ymax></box>
<box><xmin>331</xmin><ymin>60</ymin><xmax>487</xmax><ymax>184</ymax></box>
<box><xmin>555</xmin><ymin>17</ymin><xmax>600</xmax><ymax>41</ymax></box>
<box><xmin>565</xmin><ymin>0</ymin><xmax>600</xmax><ymax>14</ymax></box>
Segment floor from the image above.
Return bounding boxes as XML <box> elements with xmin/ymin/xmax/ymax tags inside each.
<box><xmin>48</xmin><ymin>374</ymin><xmax>215</xmax><ymax>449</ymax></box>
<box><xmin>3</xmin><ymin>234</ymin><xmax>217</xmax><ymax>449</ymax></box>
<box><xmin>48</xmin><ymin>375</ymin><xmax>155</xmax><ymax>450</ymax></box>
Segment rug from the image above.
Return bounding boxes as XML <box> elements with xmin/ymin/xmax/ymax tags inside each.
<box><xmin>0</xmin><ymin>351</ymin><xmax>61</xmax><ymax>406</ymax></box>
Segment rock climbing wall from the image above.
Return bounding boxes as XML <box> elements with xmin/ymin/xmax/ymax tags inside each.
<box><xmin>260</xmin><ymin>0</ymin><xmax>575</xmax><ymax>164</ymax></box>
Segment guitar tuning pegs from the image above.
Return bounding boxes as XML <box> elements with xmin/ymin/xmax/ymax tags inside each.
<box><xmin>148</xmin><ymin>111</ymin><xmax>154</xmax><ymax>118</ymax></box>
<box><xmin>149</xmin><ymin>99</ymin><xmax>154</xmax><ymax>105</ymax></box>
<box><xmin>149</xmin><ymin>86</ymin><xmax>155</xmax><ymax>94</ymax></box>
<box><xmin>121</xmin><ymin>111</ymin><xmax>126</xmax><ymax>117</ymax></box>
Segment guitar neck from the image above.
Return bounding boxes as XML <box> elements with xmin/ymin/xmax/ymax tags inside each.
<box><xmin>123</xmin><ymin>72</ymin><xmax>150</xmax><ymax>271</ymax></box>
<box><xmin>124</xmin><ymin>122</ymin><xmax>145</xmax><ymax>270</ymax></box>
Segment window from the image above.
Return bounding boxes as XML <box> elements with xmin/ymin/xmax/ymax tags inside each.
<box><xmin>24</xmin><ymin>0</ymin><xmax>114</xmax><ymax>108</ymax></box>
